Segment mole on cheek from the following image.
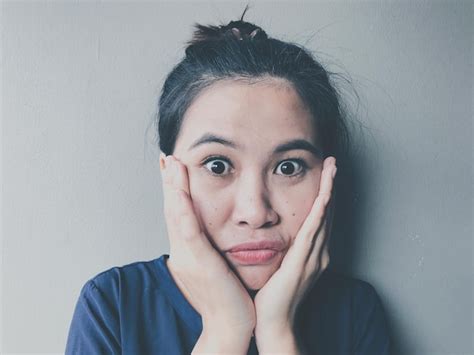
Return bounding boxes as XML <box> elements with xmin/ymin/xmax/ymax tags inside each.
<box><xmin>292</xmin><ymin>213</ymin><xmax>296</xmax><ymax>217</ymax></box>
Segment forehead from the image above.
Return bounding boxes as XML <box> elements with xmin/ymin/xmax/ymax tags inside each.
<box><xmin>175</xmin><ymin>78</ymin><xmax>317</xmax><ymax>154</ymax></box>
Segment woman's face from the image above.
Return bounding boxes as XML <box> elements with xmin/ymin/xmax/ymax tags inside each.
<box><xmin>172</xmin><ymin>78</ymin><xmax>324</xmax><ymax>290</ymax></box>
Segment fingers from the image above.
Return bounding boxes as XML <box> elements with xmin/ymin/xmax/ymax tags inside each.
<box><xmin>316</xmin><ymin>156</ymin><xmax>337</xmax><ymax>206</ymax></box>
<box><xmin>159</xmin><ymin>153</ymin><xmax>212</xmax><ymax>257</ymax></box>
<box><xmin>303</xmin><ymin>218</ymin><xmax>330</xmax><ymax>283</ymax></box>
<box><xmin>302</xmin><ymin>159</ymin><xmax>337</xmax><ymax>284</ymax></box>
<box><xmin>160</xmin><ymin>153</ymin><xmax>182</xmax><ymax>228</ymax></box>
<box><xmin>307</xmin><ymin>187</ymin><xmax>336</xmax><ymax>271</ymax></box>
<box><xmin>285</xmin><ymin>157</ymin><xmax>337</xmax><ymax>271</ymax></box>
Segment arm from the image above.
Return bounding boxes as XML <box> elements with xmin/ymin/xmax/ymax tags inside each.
<box><xmin>192</xmin><ymin>323</ymin><xmax>253</xmax><ymax>354</ymax></box>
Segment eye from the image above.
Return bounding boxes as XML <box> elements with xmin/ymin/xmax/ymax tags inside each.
<box><xmin>202</xmin><ymin>156</ymin><xmax>308</xmax><ymax>178</ymax></box>
<box><xmin>275</xmin><ymin>159</ymin><xmax>307</xmax><ymax>177</ymax></box>
<box><xmin>203</xmin><ymin>156</ymin><xmax>233</xmax><ymax>176</ymax></box>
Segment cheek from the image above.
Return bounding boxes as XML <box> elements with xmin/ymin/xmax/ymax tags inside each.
<box><xmin>188</xmin><ymin>174</ymin><xmax>229</xmax><ymax>237</ymax></box>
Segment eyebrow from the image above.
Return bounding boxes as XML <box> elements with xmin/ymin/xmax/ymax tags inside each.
<box><xmin>188</xmin><ymin>133</ymin><xmax>324</xmax><ymax>158</ymax></box>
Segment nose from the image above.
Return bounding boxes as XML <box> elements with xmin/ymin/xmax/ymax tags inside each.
<box><xmin>231</xmin><ymin>172</ymin><xmax>279</xmax><ymax>229</ymax></box>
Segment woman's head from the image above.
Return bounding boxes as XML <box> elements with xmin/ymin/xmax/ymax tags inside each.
<box><xmin>157</xmin><ymin>17</ymin><xmax>348</xmax><ymax>290</ymax></box>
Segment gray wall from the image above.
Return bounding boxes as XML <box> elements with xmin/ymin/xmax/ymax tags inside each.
<box><xmin>1</xmin><ymin>1</ymin><xmax>472</xmax><ymax>354</ymax></box>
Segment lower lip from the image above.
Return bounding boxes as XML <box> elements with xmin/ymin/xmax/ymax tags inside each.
<box><xmin>226</xmin><ymin>249</ymin><xmax>280</xmax><ymax>265</ymax></box>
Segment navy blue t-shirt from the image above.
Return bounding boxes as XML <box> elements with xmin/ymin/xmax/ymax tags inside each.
<box><xmin>66</xmin><ymin>255</ymin><xmax>391</xmax><ymax>354</ymax></box>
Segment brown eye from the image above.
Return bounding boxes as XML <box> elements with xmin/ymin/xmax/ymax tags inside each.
<box><xmin>275</xmin><ymin>159</ymin><xmax>307</xmax><ymax>177</ymax></box>
<box><xmin>203</xmin><ymin>158</ymin><xmax>232</xmax><ymax>176</ymax></box>
<box><xmin>202</xmin><ymin>157</ymin><xmax>307</xmax><ymax>178</ymax></box>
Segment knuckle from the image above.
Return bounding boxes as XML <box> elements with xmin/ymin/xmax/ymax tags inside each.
<box><xmin>314</xmin><ymin>209</ymin><xmax>325</xmax><ymax>223</ymax></box>
<box><xmin>319</xmin><ymin>193</ymin><xmax>331</xmax><ymax>205</ymax></box>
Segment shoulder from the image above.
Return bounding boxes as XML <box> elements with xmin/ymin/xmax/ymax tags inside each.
<box><xmin>315</xmin><ymin>269</ymin><xmax>382</xmax><ymax>305</ymax></box>
<box><xmin>297</xmin><ymin>270</ymin><xmax>391</xmax><ymax>353</ymax></box>
<box><xmin>79</xmin><ymin>256</ymin><xmax>166</xmax><ymax>301</ymax></box>
<box><xmin>319</xmin><ymin>270</ymin><xmax>391</xmax><ymax>350</ymax></box>
<box><xmin>302</xmin><ymin>269</ymin><xmax>389</xmax><ymax>332</ymax></box>
<box><xmin>67</xmin><ymin>255</ymin><xmax>198</xmax><ymax>353</ymax></box>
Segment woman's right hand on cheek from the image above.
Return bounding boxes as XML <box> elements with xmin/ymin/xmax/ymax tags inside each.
<box><xmin>160</xmin><ymin>153</ymin><xmax>255</xmax><ymax>353</ymax></box>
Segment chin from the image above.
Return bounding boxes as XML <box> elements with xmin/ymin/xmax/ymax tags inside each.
<box><xmin>234</xmin><ymin>264</ymin><xmax>279</xmax><ymax>291</ymax></box>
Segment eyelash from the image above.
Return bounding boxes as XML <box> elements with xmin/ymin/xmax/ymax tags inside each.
<box><xmin>201</xmin><ymin>155</ymin><xmax>309</xmax><ymax>179</ymax></box>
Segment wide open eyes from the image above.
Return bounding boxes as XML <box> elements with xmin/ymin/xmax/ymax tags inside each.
<box><xmin>202</xmin><ymin>155</ymin><xmax>308</xmax><ymax>178</ymax></box>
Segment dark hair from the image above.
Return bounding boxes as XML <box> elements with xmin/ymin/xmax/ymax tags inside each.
<box><xmin>156</xmin><ymin>12</ymin><xmax>349</xmax><ymax>159</ymax></box>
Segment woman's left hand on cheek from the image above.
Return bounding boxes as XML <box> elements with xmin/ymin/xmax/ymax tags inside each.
<box><xmin>253</xmin><ymin>156</ymin><xmax>337</xmax><ymax>354</ymax></box>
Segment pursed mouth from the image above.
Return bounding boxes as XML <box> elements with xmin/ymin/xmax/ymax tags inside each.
<box><xmin>226</xmin><ymin>249</ymin><xmax>281</xmax><ymax>265</ymax></box>
<box><xmin>225</xmin><ymin>240</ymin><xmax>286</xmax><ymax>253</ymax></box>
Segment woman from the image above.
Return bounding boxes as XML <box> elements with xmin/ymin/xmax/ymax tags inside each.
<box><xmin>66</xmin><ymin>15</ymin><xmax>391</xmax><ymax>355</ymax></box>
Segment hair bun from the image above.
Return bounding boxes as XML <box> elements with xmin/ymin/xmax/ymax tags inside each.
<box><xmin>187</xmin><ymin>20</ymin><xmax>268</xmax><ymax>46</ymax></box>
<box><xmin>223</xmin><ymin>20</ymin><xmax>268</xmax><ymax>41</ymax></box>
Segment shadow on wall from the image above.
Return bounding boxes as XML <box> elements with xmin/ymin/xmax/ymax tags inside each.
<box><xmin>329</xmin><ymin>130</ymin><xmax>406</xmax><ymax>355</ymax></box>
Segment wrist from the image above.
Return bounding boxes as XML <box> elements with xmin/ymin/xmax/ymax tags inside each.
<box><xmin>203</xmin><ymin>317</ymin><xmax>255</xmax><ymax>338</ymax></box>
<box><xmin>255</xmin><ymin>323</ymin><xmax>299</xmax><ymax>354</ymax></box>
<box><xmin>192</xmin><ymin>322</ymin><xmax>253</xmax><ymax>354</ymax></box>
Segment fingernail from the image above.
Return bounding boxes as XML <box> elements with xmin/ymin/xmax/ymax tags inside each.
<box><xmin>332</xmin><ymin>167</ymin><xmax>337</xmax><ymax>179</ymax></box>
<box><xmin>159</xmin><ymin>155</ymin><xmax>166</xmax><ymax>170</ymax></box>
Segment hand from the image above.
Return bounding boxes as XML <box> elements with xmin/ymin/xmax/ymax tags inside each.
<box><xmin>253</xmin><ymin>156</ymin><xmax>337</xmax><ymax>353</ymax></box>
<box><xmin>159</xmin><ymin>153</ymin><xmax>255</xmax><ymax>353</ymax></box>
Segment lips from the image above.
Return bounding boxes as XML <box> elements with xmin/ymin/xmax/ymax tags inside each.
<box><xmin>225</xmin><ymin>240</ymin><xmax>285</xmax><ymax>265</ymax></box>
<box><xmin>226</xmin><ymin>240</ymin><xmax>285</xmax><ymax>253</ymax></box>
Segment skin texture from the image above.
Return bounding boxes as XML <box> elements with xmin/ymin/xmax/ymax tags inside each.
<box><xmin>171</xmin><ymin>78</ymin><xmax>324</xmax><ymax>290</ymax></box>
